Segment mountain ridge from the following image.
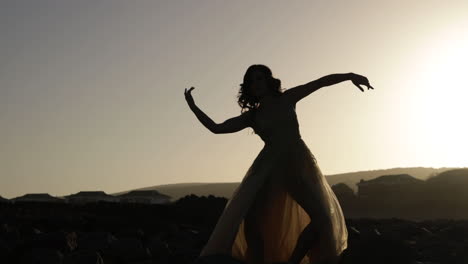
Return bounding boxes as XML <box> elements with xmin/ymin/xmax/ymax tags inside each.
<box><xmin>112</xmin><ymin>166</ymin><xmax>465</xmax><ymax>201</ymax></box>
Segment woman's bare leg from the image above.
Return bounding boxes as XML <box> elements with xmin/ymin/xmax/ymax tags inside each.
<box><xmin>288</xmin><ymin>221</ymin><xmax>321</xmax><ymax>264</ymax></box>
<box><xmin>244</xmin><ymin>212</ymin><xmax>264</xmax><ymax>264</ymax></box>
<box><xmin>285</xmin><ymin>162</ymin><xmax>334</xmax><ymax>264</ymax></box>
<box><xmin>244</xmin><ymin>186</ymin><xmax>267</xmax><ymax>264</ymax></box>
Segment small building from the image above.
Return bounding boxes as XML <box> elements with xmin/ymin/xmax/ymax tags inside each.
<box><xmin>357</xmin><ymin>174</ymin><xmax>425</xmax><ymax>200</ymax></box>
<box><xmin>117</xmin><ymin>190</ymin><xmax>172</xmax><ymax>204</ymax></box>
<box><xmin>11</xmin><ymin>193</ymin><xmax>65</xmax><ymax>203</ymax></box>
<box><xmin>65</xmin><ymin>191</ymin><xmax>118</xmax><ymax>204</ymax></box>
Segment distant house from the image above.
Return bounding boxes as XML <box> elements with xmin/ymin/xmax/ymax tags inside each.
<box><xmin>11</xmin><ymin>193</ymin><xmax>65</xmax><ymax>203</ymax></box>
<box><xmin>357</xmin><ymin>174</ymin><xmax>425</xmax><ymax>199</ymax></box>
<box><xmin>65</xmin><ymin>191</ymin><xmax>118</xmax><ymax>204</ymax></box>
<box><xmin>0</xmin><ymin>195</ymin><xmax>10</xmax><ymax>203</ymax></box>
<box><xmin>117</xmin><ymin>190</ymin><xmax>172</xmax><ymax>204</ymax></box>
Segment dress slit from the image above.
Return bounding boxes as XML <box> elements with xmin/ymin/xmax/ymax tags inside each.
<box><xmin>199</xmin><ymin>139</ymin><xmax>347</xmax><ymax>264</ymax></box>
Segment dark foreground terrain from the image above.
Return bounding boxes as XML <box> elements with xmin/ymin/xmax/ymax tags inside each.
<box><xmin>1</xmin><ymin>195</ymin><xmax>467</xmax><ymax>264</ymax></box>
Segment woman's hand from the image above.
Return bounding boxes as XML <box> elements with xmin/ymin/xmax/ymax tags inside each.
<box><xmin>350</xmin><ymin>73</ymin><xmax>374</xmax><ymax>92</ymax></box>
<box><xmin>184</xmin><ymin>86</ymin><xmax>196</xmax><ymax>107</ymax></box>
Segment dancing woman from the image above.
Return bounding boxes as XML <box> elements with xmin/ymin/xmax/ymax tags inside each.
<box><xmin>185</xmin><ymin>64</ymin><xmax>373</xmax><ymax>264</ymax></box>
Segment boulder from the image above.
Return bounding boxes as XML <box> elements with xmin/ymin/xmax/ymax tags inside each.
<box><xmin>63</xmin><ymin>249</ymin><xmax>104</xmax><ymax>264</ymax></box>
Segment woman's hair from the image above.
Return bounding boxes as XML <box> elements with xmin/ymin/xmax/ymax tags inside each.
<box><xmin>237</xmin><ymin>64</ymin><xmax>283</xmax><ymax>114</ymax></box>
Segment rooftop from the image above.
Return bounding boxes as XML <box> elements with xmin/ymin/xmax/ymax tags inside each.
<box><xmin>118</xmin><ymin>190</ymin><xmax>171</xmax><ymax>199</ymax></box>
<box><xmin>66</xmin><ymin>191</ymin><xmax>113</xmax><ymax>197</ymax></box>
<box><xmin>12</xmin><ymin>193</ymin><xmax>64</xmax><ymax>200</ymax></box>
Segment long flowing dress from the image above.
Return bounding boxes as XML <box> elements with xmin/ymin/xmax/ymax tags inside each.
<box><xmin>198</xmin><ymin>95</ymin><xmax>348</xmax><ymax>264</ymax></box>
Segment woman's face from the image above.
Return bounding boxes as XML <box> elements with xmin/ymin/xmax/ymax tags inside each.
<box><xmin>250</xmin><ymin>70</ymin><xmax>268</xmax><ymax>97</ymax></box>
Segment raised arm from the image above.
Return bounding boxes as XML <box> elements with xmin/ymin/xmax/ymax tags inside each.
<box><xmin>213</xmin><ymin>112</ymin><xmax>251</xmax><ymax>134</ymax></box>
<box><xmin>184</xmin><ymin>87</ymin><xmax>251</xmax><ymax>134</ymax></box>
<box><xmin>191</xmin><ymin>105</ymin><xmax>250</xmax><ymax>134</ymax></box>
<box><xmin>283</xmin><ymin>73</ymin><xmax>373</xmax><ymax>104</ymax></box>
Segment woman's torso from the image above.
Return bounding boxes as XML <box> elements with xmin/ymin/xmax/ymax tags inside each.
<box><xmin>250</xmin><ymin>94</ymin><xmax>302</xmax><ymax>145</ymax></box>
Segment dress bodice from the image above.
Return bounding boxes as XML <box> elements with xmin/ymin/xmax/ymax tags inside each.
<box><xmin>250</xmin><ymin>95</ymin><xmax>302</xmax><ymax>145</ymax></box>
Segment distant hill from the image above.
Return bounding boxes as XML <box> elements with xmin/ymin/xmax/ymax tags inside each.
<box><xmin>112</xmin><ymin>167</ymin><xmax>463</xmax><ymax>201</ymax></box>
<box><xmin>112</xmin><ymin>182</ymin><xmax>240</xmax><ymax>202</ymax></box>
<box><xmin>325</xmin><ymin>166</ymin><xmax>454</xmax><ymax>192</ymax></box>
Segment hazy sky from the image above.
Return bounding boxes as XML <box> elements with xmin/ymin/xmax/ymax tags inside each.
<box><xmin>1</xmin><ymin>1</ymin><xmax>467</xmax><ymax>198</ymax></box>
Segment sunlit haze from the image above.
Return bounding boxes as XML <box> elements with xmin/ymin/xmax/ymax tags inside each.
<box><xmin>1</xmin><ymin>1</ymin><xmax>467</xmax><ymax>198</ymax></box>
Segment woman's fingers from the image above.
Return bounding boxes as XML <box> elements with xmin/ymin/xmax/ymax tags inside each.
<box><xmin>362</xmin><ymin>77</ymin><xmax>374</xmax><ymax>90</ymax></box>
<box><xmin>352</xmin><ymin>81</ymin><xmax>364</xmax><ymax>92</ymax></box>
<box><xmin>184</xmin><ymin>87</ymin><xmax>196</xmax><ymax>106</ymax></box>
<box><xmin>184</xmin><ymin>87</ymin><xmax>195</xmax><ymax>95</ymax></box>
<box><xmin>356</xmin><ymin>84</ymin><xmax>364</xmax><ymax>92</ymax></box>
<box><xmin>352</xmin><ymin>75</ymin><xmax>374</xmax><ymax>91</ymax></box>
<box><xmin>364</xmin><ymin>80</ymin><xmax>374</xmax><ymax>90</ymax></box>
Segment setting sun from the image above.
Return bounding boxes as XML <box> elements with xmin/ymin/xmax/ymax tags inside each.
<box><xmin>403</xmin><ymin>24</ymin><xmax>468</xmax><ymax>167</ymax></box>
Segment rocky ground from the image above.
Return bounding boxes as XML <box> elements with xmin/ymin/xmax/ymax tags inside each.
<box><xmin>0</xmin><ymin>195</ymin><xmax>467</xmax><ymax>264</ymax></box>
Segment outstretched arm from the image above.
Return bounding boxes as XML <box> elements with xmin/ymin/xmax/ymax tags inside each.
<box><xmin>185</xmin><ymin>87</ymin><xmax>251</xmax><ymax>134</ymax></box>
<box><xmin>214</xmin><ymin>112</ymin><xmax>251</xmax><ymax>134</ymax></box>
<box><xmin>283</xmin><ymin>73</ymin><xmax>373</xmax><ymax>104</ymax></box>
<box><xmin>190</xmin><ymin>104</ymin><xmax>250</xmax><ymax>134</ymax></box>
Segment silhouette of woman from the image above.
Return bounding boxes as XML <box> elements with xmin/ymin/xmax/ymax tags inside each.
<box><xmin>184</xmin><ymin>64</ymin><xmax>373</xmax><ymax>264</ymax></box>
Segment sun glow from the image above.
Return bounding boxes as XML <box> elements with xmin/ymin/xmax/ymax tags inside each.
<box><xmin>403</xmin><ymin>25</ymin><xmax>468</xmax><ymax>167</ymax></box>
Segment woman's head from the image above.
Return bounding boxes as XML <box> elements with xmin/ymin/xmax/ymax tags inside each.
<box><xmin>237</xmin><ymin>64</ymin><xmax>283</xmax><ymax>112</ymax></box>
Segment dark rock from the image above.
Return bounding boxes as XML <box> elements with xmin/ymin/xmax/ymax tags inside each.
<box><xmin>193</xmin><ymin>254</ymin><xmax>242</xmax><ymax>264</ymax></box>
<box><xmin>114</xmin><ymin>227</ymin><xmax>145</xmax><ymax>240</ymax></box>
<box><xmin>0</xmin><ymin>238</ymin><xmax>10</xmax><ymax>258</ymax></box>
<box><xmin>66</xmin><ymin>232</ymin><xmax>78</xmax><ymax>251</ymax></box>
<box><xmin>166</xmin><ymin>228</ymin><xmax>201</xmax><ymax>259</ymax></box>
<box><xmin>76</xmin><ymin>231</ymin><xmax>117</xmax><ymax>251</ymax></box>
<box><xmin>3</xmin><ymin>194</ymin><xmax>468</xmax><ymax>263</ymax></box>
<box><xmin>102</xmin><ymin>237</ymin><xmax>151</xmax><ymax>262</ymax></box>
<box><xmin>26</xmin><ymin>231</ymin><xmax>71</xmax><ymax>252</ymax></box>
<box><xmin>146</xmin><ymin>235</ymin><xmax>170</xmax><ymax>262</ymax></box>
<box><xmin>19</xmin><ymin>248</ymin><xmax>64</xmax><ymax>264</ymax></box>
<box><xmin>18</xmin><ymin>226</ymin><xmax>42</xmax><ymax>238</ymax></box>
<box><xmin>63</xmin><ymin>249</ymin><xmax>104</xmax><ymax>264</ymax></box>
<box><xmin>341</xmin><ymin>235</ymin><xmax>417</xmax><ymax>264</ymax></box>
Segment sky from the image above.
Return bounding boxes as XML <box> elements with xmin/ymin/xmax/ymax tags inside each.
<box><xmin>1</xmin><ymin>0</ymin><xmax>467</xmax><ymax>199</ymax></box>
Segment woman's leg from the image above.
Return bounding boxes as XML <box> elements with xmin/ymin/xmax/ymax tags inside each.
<box><xmin>288</xmin><ymin>221</ymin><xmax>322</xmax><ymax>264</ymax></box>
<box><xmin>244</xmin><ymin>210</ymin><xmax>264</xmax><ymax>263</ymax></box>
<box><xmin>244</xmin><ymin>185</ymin><xmax>268</xmax><ymax>263</ymax></box>
<box><xmin>285</xmin><ymin>163</ymin><xmax>335</xmax><ymax>264</ymax></box>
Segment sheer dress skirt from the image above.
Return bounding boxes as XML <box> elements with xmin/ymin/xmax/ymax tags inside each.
<box><xmin>199</xmin><ymin>138</ymin><xmax>348</xmax><ymax>264</ymax></box>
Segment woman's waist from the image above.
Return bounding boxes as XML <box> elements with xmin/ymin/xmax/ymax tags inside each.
<box><xmin>262</xmin><ymin>137</ymin><xmax>317</xmax><ymax>164</ymax></box>
<box><xmin>262</xmin><ymin>134</ymin><xmax>304</xmax><ymax>147</ymax></box>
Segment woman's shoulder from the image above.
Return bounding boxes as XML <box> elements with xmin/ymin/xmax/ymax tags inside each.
<box><xmin>240</xmin><ymin>108</ymin><xmax>257</xmax><ymax>128</ymax></box>
<box><xmin>241</xmin><ymin>108</ymin><xmax>255</xmax><ymax>119</ymax></box>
